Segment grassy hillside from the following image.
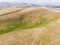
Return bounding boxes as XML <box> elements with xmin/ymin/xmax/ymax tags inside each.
<box><xmin>0</xmin><ymin>7</ymin><xmax>60</xmax><ymax>34</ymax></box>
<box><xmin>0</xmin><ymin>7</ymin><xmax>60</xmax><ymax>45</ymax></box>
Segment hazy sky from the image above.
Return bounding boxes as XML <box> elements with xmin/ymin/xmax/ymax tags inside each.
<box><xmin>0</xmin><ymin>0</ymin><xmax>60</xmax><ymax>5</ymax></box>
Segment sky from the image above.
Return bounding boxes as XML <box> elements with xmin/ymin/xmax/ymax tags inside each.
<box><xmin>0</xmin><ymin>0</ymin><xmax>60</xmax><ymax>5</ymax></box>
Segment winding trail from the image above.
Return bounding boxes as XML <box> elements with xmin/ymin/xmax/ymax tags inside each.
<box><xmin>0</xmin><ymin>8</ymin><xmax>25</xmax><ymax>16</ymax></box>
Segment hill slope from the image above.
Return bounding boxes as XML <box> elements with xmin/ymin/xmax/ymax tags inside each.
<box><xmin>0</xmin><ymin>7</ymin><xmax>60</xmax><ymax>45</ymax></box>
<box><xmin>0</xmin><ymin>7</ymin><xmax>60</xmax><ymax>31</ymax></box>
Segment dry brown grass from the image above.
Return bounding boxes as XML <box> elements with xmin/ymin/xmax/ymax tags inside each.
<box><xmin>0</xmin><ymin>18</ymin><xmax>60</xmax><ymax>45</ymax></box>
<box><xmin>0</xmin><ymin>7</ymin><xmax>60</xmax><ymax>29</ymax></box>
<box><xmin>0</xmin><ymin>7</ymin><xmax>60</xmax><ymax>45</ymax></box>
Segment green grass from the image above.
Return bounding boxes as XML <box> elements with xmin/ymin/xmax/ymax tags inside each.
<box><xmin>0</xmin><ymin>18</ymin><xmax>50</xmax><ymax>35</ymax></box>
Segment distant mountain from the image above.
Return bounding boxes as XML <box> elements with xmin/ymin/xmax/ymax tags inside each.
<box><xmin>0</xmin><ymin>2</ymin><xmax>40</xmax><ymax>8</ymax></box>
<box><xmin>44</xmin><ymin>5</ymin><xmax>60</xmax><ymax>8</ymax></box>
<box><xmin>0</xmin><ymin>2</ymin><xmax>60</xmax><ymax>8</ymax></box>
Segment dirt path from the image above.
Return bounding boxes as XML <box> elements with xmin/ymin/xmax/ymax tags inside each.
<box><xmin>0</xmin><ymin>9</ymin><xmax>25</xmax><ymax>16</ymax></box>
